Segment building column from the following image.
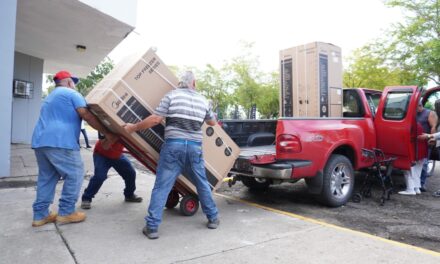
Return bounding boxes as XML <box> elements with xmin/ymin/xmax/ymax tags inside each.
<box><xmin>0</xmin><ymin>0</ymin><xmax>17</xmax><ymax>177</ymax></box>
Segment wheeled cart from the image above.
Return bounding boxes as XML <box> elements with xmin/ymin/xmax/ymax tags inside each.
<box><xmin>352</xmin><ymin>148</ymin><xmax>396</xmax><ymax>205</ymax></box>
<box><xmin>122</xmin><ymin>140</ymin><xmax>200</xmax><ymax>216</ymax></box>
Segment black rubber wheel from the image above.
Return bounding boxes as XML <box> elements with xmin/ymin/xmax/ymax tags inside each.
<box><xmin>319</xmin><ymin>154</ymin><xmax>355</xmax><ymax>207</ymax></box>
<box><xmin>352</xmin><ymin>193</ymin><xmax>362</xmax><ymax>203</ymax></box>
<box><xmin>179</xmin><ymin>195</ymin><xmax>199</xmax><ymax>216</ymax></box>
<box><xmin>241</xmin><ymin>177</ymin><xmax>271</xmax><ymax>191</ymax></box>
<box><xmin>165</xmin><ymin>190</ymin><xmax>179</xmax><ymax>209</ymax></box>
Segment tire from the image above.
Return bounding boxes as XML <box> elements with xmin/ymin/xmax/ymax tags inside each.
<box><xmin>241</xmin><ymin>177</ymin><xmax>271</xmax><ymax>191</ymax></box>
<box><xmin>179</xmin><ymin>195</ymin><xmax>199</xmax><ymax>216</ymax></box>
<box><xmin>319</xmin><ymin>154</ymin><xmax>355</xmax><ymax>207</ymax></box>
<box><xmin>165</xmin><ymin>190</ymin><xmax>179</xmax><ymax>209</ymax></box>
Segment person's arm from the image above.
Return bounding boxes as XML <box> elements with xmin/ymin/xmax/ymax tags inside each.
<box><xmin>125</xmin><ymin>114</ymin><xmax>164</xmax><ymax>134</ymax></box>
<box><xmin>77</xmin><ymin>107</ymin><xmax>118</xmax><ymax>144</ymax></box>
<box><xmin>429</xmin><ymin>111</ymin><xmax>438</xmax><ymax>134</ymax></box>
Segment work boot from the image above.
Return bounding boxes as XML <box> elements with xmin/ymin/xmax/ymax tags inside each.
<box><xmin>81</xmin><ymin>200</ymin><xmax>91</xmax><ymax>210</ymax></box>
<box><xmin>398</xmin><ymin>189</ymin><xmax>416</xmax><ymax>195</ymax></box>
<box><xmin>207</xmin><ymin>218</ymin><xmax>220</xmax><ymax>229</ymax></box>
<box><xmin>56</xmin><ymin>211</ymin><xmax>86</xmax><ymax>225</ymax></box>
<box><xmin>125</xmin><ymin>195</ymin><xmax>143</xmax><ymax>203</ymax></box>
<box><xmin>142</xmin><ymin>226</ymin><xmax>159</xmax><ymax>239</ymax></box>
<box><xmin>32</xmin><ymin>212</ymin><xmax>57</xmax><ymax>227</ymax></box>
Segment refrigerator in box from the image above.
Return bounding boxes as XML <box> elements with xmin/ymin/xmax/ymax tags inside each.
<box><xmin>86</xmin><ymin>48</ymin><xmax>240</xmax><ymax>195</ymax></box>
<box><xmin>280</xmin><ymin>42</ymin><xmax>343</xmax><ymax>117</ymax></box>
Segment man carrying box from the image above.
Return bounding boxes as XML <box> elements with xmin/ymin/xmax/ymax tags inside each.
<box><xmin>80</xmin><ymin>134</ymin><xmax>143</xmax><ymax>209</ymax></box>
<box><xmin>31</xmin><ymin>71</ymin><xmax>117</xmax><ymax>227</ymax></box>
<box><xmin>125</xmin><ymin>71</ymin><xmax>219</xmax><ymax>239</ymax></box>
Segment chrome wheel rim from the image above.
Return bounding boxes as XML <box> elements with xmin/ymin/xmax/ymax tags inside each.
<box><xmin>330</xmin><ymin>163</ymin><xmax>351</xmax><ymax>198</ymax></box>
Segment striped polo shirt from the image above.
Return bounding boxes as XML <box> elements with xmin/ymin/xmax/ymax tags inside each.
<box><xmin>154</xmin><ymin>88</ymin><xmax>215</xmax><ymax>141</ymax></box>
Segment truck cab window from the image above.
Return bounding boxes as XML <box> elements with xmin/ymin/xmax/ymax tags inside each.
<box><xmin>365</xmin><ymin>93</ymin><xmax>381</xmax><ymax>117</ymax></box>
<box><xmin>383</xmin><ymin>92</ymin><xmax>411</xmax><ymax>120</ymax></box>
<box><xmin>343</xmin><ymin>90</ymin><xmax>364</xmax><ymax>117</ymax></box>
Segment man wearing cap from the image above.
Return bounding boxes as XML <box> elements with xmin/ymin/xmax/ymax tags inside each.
<box><xmin>125</xmin><ymin>70</ymin><xmax>219</xmax><ymax>239</ymax></box>
<box><xmin>31</xmin><ymin>70</ymin><xmax>117</xmax><ymax>227</ymax></box>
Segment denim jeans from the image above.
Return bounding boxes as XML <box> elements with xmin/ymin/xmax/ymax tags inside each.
<box><xmin>82</xmin><ymin>153</ymin><xmax>136</xmax><ymax>201</ymax></box>
<box><xmin>33</xmin><ymin>147</ymin><xmax>84</xmax><ymax>220</ymax></box>
<box><xmin>420</xmin><ymin>147</ymin><xmax>432</xmax><ymax>187</ymax></box>
<box><xmin>145</xmin><ymin>139</ymin><xmax>218</xmax><ymax>229</ymax></box>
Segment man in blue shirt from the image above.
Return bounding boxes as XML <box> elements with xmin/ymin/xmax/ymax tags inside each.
<box><xmin>31</xmin><ymin>71</ymin><xmax>117</xmax><ymax>227</ymax></box>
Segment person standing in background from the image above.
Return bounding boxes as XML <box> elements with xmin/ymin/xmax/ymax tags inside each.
<box><xmin>417</xmin><ymin>100</ymin><xmax>437</xmax><ymax>192</ymax></box>
<box><xmin>80</xmin><ymin>120</ymin><xmax>92</xmax><ymax>148</ymax></box>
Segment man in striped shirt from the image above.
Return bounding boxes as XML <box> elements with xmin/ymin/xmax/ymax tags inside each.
<box><xmin>125</xmin><ymin>71</ymin><xmax>219</xmax><ymax>239</ymax></box>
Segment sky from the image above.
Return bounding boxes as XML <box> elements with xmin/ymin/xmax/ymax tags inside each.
<box><xmin>109</xmin><ymin>0</ymin><xmax>403</xmax><ymax>73</ymax></box>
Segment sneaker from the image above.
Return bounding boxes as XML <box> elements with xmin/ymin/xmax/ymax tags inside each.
<box><xmin>32</xmin><ymin>212</ymin><xmax>57</xmax><ymax>227</ymax></box>
<box><xmin>56</xmin><ymin>211</ymin><xmax>86</xmax><ymax>225</ymax></box>
<box><xmin>207</xmin><ymin>218</ymin><xmax>220</xmax><ymax>229</ymax></box>
<box><xmin>81</xmin><ymin>200</ymin><xmax>91</xmax><ymax>210</ymax></box>
<box><xmin>125</xmin><ymin>195</ymin><xmax>143</xmax><ymax>203</ymax></box>
<box><xmin>142</xmin><ymin>226</ymin><xmax>159</xmax><ymax>239</ymax></box>
<box><xmin>414</xmin><ymin>188</ymin><xmax>421</xmax><ymax>195</ymax></box>
<box><xmin>420</xmin><ymin>187</ymin><xmax>427</xmax><ymax>192</ymax></box>
<box><xmin>398</xmin><ymin>189</ymin><xmax>416</xmax><ymax>195</ymax></box>
<box><xmin>432</xmin><ymin>190</ymin><xmax>440</xmax><ymax>197</ymax></box>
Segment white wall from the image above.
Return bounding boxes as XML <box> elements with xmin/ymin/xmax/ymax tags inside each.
<box><xmin>11</xmin><ymin>52</ymin><xmax>43</xmax><ymax>144</ymax></box>
<box><xmin>0</xmin><ymin>0</ymin><xmax>17</xmax><ymax>177</ymax></box>
<box><xmin>79</xmin><ymin>0</ymin><xmax>137</xmax><ymax>27</ymax></box>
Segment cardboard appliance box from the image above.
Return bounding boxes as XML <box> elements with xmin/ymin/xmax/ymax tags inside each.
<box><xmin>279</xmin><ymin>42</ymin><xmax>343</xmax><ymax>117</ymax></box>
<box><xmin>86</xmin><ymin>48</ymin><xmax>240</xmax><ymax>194</ymax></box>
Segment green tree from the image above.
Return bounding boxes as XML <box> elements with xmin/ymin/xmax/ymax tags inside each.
<box><xmin>43</xmin><ymin>58</ymin><xmax>115</xmax><ymax>98</ymax></box>
<box><xmin>196</xmin><ymin>64</ymin><xmax>232</xmax><ymax>119</ymax></box>
<box><xmin>76</xmin><ymin>57</ymin><xmax>114</xmax><ymax>96</ymax></box>
<box><xmin>343</xmin><ymin>46</ymin><xmax>417</xmax><ymax>90</ymax></box>
<box><xmin>226</xmin><ymin>41</ymin><xmax>264</xmax><ymax>119</ymax></box>
<box><xmin>382</xmin><ymin>0</ymin><xmax>439</xmax><ymax>86</ymax></box>
<box><xmin>255</xmin><ymin>71</ymin><xmax>279</xmax><ymax>118</ymax></box>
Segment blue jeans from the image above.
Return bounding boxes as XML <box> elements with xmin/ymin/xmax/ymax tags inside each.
<box><xmin>82</xmin><ymin>153</ymin><xmax>136</xmax><ymax>201</ymax></box>
<box><xmin>145</xmin><ymin>139</ymin><xmax>218</xmax><ymax>229</ymax></box>
<box><xmin>33</xmin><ymin>147</ymin><xmax>84</xmax><ymax>220</ymax></box>
<box><xmin>421</xmin><ymin>147</ymin><xmax>432</xmax><ymax>187</ymax></box>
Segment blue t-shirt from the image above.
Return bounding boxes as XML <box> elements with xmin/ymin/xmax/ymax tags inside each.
<box><xmin>31</xmin><ymin>87</ymin><xmax>87</xmax><ymax>150</ymax></box>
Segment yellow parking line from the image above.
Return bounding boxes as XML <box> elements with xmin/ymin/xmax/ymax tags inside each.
<box><xmin>215</xmin><ymin>193</ymin><xmax>440</xmax><ymax>257</ymax></box>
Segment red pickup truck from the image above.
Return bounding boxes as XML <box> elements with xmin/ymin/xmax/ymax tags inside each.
<box><xmin>222</xmin><ymin>86</ymin><xmax>440</xmax><ymax>207</ymax></box>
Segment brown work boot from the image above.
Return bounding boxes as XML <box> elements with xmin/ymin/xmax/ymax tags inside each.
<box><xmin>56</xmin><ymin>211</ymin><xmax>86</xmax><ymax>225</ymax></box>
<box><xmin>32</xmin><ymin>212</ymin><xmax>57</xmax><ymax>227</ymax></box>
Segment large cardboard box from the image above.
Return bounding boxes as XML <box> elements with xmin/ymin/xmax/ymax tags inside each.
<box><xmin>279</xmin><ymin>42</ymin><xmax>342</xmax><ymax>117</ymax></box>
<box><xmin>86</xmin><ymin>48</ymin><xmax>240</xmax><ymax>194</ymax></box>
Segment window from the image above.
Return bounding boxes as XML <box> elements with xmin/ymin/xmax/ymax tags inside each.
<box><xmin>383</xmin><ymin>91</ymin><xmax>412</xmax><ymax>120</ymax></box>
<box><xmin>13</xmin><ymin>79</ymin><xmax>34</xmax><ymax>99</ymax></box>
<box><xmin>343</xmin><ymin>90</ymin><xmax>364</xmax><ymax>117</ymax></box>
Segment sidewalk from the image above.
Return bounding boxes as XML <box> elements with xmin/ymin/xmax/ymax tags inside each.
<box><xmin>1</xmin><ymin>144</ymin><xmax>439</xmax><ymax>263</ymax></box>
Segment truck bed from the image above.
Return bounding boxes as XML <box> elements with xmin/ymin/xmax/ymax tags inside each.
<box><xmin>239</xmin><ymin>145</ymin><xmax>276</xmax><ymax>159</ymax></box>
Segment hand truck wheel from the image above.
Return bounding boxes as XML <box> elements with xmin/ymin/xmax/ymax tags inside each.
<box><xmin>179</xmin><ymin>195</ymin><xmax>199</xmax><ymax>216</ymax></box>
<box><xmin>165</xmin><ymin>189</ymin><xmax>180</xmax><ymax>209</ymax></box>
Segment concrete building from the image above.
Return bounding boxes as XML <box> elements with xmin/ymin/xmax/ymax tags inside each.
<box><xmin>0</xmin><ymin>0</ymin><xmax>137</xmax><ymax>177</ymax></box>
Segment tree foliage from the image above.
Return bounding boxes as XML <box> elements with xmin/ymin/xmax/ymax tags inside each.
<box><xmin>383</xmin><ymin>0</ymin><xmax>440</xmax><ymax>85</ymax></box>
<box><xmin>195</xmin><ymin>64</ymin><xmax>232</xmax><ymax>119</ymax></box>
<box><xmin>76</xmin><ymin>57</ymin><xmax>114</xmax><ymax>96</ymax></box>
<box><xmin>344</xmin><ymin>0</ymin><xmax>439</xmax><ymax>88</ymax></box>
<box><xmin>43</xmin><ymin>58</ymin><xmax>114</xmax><ymax>98</ymax></box>
<box><xmin>343</xmin><ymin>46</ymin><xmax>417</xmax><ymax>90</ymax></box>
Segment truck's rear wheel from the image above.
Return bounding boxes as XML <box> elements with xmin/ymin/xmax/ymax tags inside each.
<box><xmin>320</xmin><ymin>154</ymin><xmax>354</xmax><ymax>207</ymax></box>
<box><xmin>241</xmin><ymin>177</ymin><xmax>271</xmax><ymax>191</ymax></box>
